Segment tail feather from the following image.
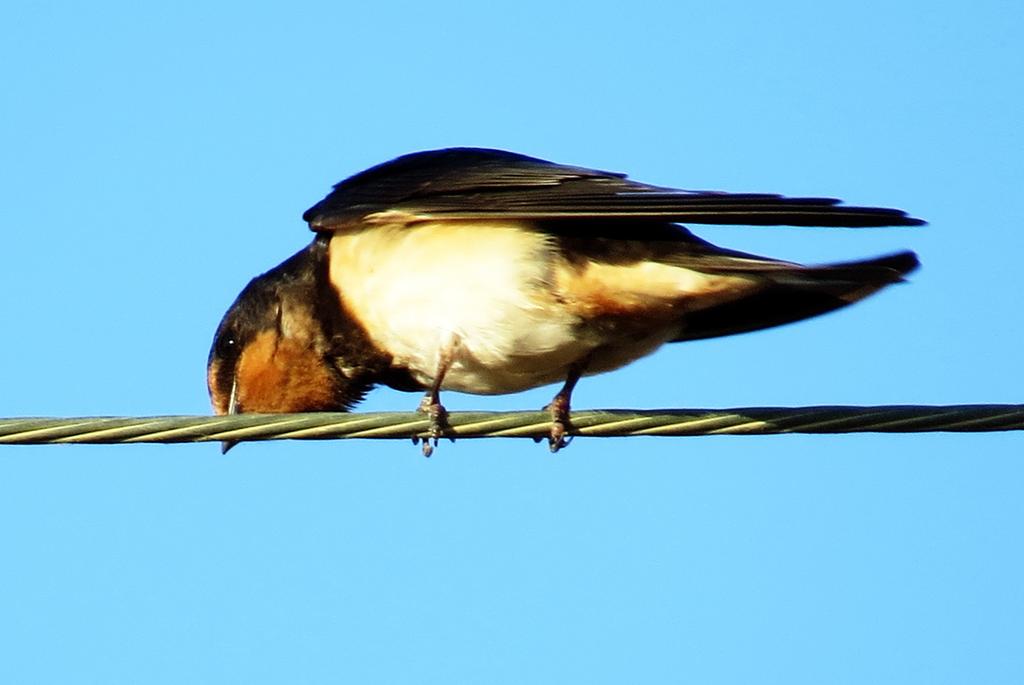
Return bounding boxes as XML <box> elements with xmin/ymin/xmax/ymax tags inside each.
<box><xmin>672</xmin><ymin>250</ymin><xmax>919</xmax><ymax>342</ymax></box>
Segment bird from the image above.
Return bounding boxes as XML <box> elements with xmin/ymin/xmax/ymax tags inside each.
<box><xmin>207</xmin><ymin>147</ymin><xmax>922</xmax><ymax>455</ymax></box>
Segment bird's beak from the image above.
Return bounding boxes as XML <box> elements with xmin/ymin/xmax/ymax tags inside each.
<box><xmin>221</xmin><ymin>375</ymin><xmax>240</xmax><ymax>454</ymax></box>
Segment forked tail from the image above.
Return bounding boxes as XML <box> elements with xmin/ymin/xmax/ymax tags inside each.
<box><xmin>672</xmin><ymin>251</ymin><xmax>919</xmax><ymax>342</ymax></box>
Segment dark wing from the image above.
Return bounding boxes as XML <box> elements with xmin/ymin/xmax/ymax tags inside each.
<box><xmin>302</xmin><ymin>148</ymin><xmax>924</xmax><ymax>231</ymax></box>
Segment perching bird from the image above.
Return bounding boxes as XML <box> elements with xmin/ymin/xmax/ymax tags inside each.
<box><xmin>208</xmin><ymin>148</ymin><xmax>921</xmax><ymax>454</ymax></box>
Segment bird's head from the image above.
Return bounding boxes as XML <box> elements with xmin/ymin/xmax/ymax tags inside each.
<box><xmin>207</xmin><ymin>243</ymin><xmax>363</xmax><ymax>418</ymax></box>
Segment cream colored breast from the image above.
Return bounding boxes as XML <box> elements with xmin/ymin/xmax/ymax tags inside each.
<box><xmin>327</xmin><ymin>221</ymin><xmax>586</xmax><ymax>393</ymax></box>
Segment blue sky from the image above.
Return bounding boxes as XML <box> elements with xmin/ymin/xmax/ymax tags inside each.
<box><xmin>1</xmin><ymin>1</ymin><xmax>1021</xmax><ymax>682</ymax></box>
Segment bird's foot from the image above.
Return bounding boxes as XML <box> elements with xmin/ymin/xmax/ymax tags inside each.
<box><xmin>416</xmin><ymin>395</ymin><xmax>451</xmax><ymax>457</ymax></box>
<box><xmin>544</xmin><ymin>394</ymin><xmax>574</xmax><ymax>453</ymax></box>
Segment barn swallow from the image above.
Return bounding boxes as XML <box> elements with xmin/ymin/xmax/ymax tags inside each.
<box><xmin>208</xmin><ymin>147</ymin><xmax>922</xmax><ymax>455</ymax></box>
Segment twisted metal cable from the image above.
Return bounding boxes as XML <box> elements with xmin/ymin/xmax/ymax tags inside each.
<box><xmin>0</xmin><ymin>404</ymin><xmax>1021</xmax><ymax>446</ymax></box>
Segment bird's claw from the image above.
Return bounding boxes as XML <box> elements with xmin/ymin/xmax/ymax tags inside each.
<box><xmin>548</xmin><ymin>420</ymin><xmax>573</xmax><ymax>453</ymax></box>
<box><xmin>417</xmin><ymin>399</ymin><xmax>450</xmax><ymax>457</ymax></box>
<box><xmin>544</xmin><ymin>395</ymin><xmax>574</xmax><ymax>453</ymax></box>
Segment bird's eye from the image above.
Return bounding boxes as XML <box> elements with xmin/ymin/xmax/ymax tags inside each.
<box><xmin>216</xmin><ymin>335</ymin><xmax>239</xmax><ymax>358</ymax></box>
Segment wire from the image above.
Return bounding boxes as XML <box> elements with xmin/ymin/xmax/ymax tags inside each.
<box><xmin>0</xmin><ymin>404</ymin><xmax>1020</xmax><ymax>447</ymax></box>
